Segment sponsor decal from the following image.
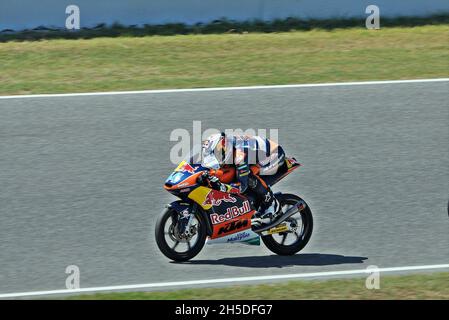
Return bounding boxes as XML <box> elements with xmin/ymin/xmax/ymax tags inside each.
<box><xmin>210</xmin><ymin>200</ymin><xmax>251</xmax><ymax>224</ymax></box>
<box><xmin>227</xmin><ymin>231</ymin><xmax>251</xmax><ymax>242</ymax></box>
<box><xmin>207</xmin><ymin>228</ymin><xmax>260</xmax><ymax>244</ymax></box>
<box><xmin>267</xmin><ymin>223</ymin><xmax>289</xmax><ymax>235</ymax></box>
<box><xmin>175</xmin><ymin>161</ymin><xmax>197</xmax><ymax>174</ymax></box>
<box><xmin>218</xmin><ymin>219</ymin><xmax>249</xmax><ymax>235</ymax></box>
<box><xmin>176</xmin><ymin>182</ymin><xmax>189</xmax><ymax>188</ymax></box>
<box><xmin>181</xmin><ymin>163</ymin><xmax>197</xmax><ymax>174</ymax></box>
<box><xmin>203</xmin><ymin>190</ymin><xmax>237</xmax><ymax>207</ymax></box>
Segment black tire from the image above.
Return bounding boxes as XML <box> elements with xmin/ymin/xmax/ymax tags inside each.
<box><xmin>155</xmin><ymin>207</ymin><xmax>207</xmax><ymax>262</ymax></box>
<box><xmin>261</xmin><ymin>193</ymin><xmax>313</xmax><ymax>255</ymax></box>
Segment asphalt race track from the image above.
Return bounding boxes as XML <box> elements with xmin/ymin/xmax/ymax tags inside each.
<box><xmin>0</xmin><ymin>81</ymin><xmax>448</xmax><ymax>295</ymax></box>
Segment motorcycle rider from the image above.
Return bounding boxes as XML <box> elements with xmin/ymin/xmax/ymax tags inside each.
<box><xmin>198</xmin><ymin>132</ymin><xmax>286</xmax><ymax>224</ymax></box>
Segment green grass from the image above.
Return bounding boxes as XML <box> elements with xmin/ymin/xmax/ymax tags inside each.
<box><xmin>69</xmin><ymin>272</ymin><xmax>449</xmax><ymax>300</ymax></box>
<box><xmin>0</xmin><ymin>25</ymin><xmax>448</xmax><ymax>95</ymax></box>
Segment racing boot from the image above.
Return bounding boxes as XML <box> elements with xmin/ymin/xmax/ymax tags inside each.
<box><xmin>260</xmin><ymin>197</ymin><xmax>281</xmax><ymax>223</ymax></box>
<box><xmin>253</xmin><ymin>192</ymin><xmax>282</xmax><ymax>226</ymax></box>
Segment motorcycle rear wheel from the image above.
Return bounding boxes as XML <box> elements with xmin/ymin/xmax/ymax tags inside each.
<box><xmin>261</xmin><ymin>193</ymin><xmax>313</xmax><ymax>255</ymax></box>
<box><xmin>155</xmin><ymin>207</ymin><xmax>207</xmax><ymax>262</ymax></box>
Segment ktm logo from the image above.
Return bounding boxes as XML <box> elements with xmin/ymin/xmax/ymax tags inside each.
<box><xmin>218</xmin><ymin>219</ymin><xmax>249</xmax><ymax>235</ymax></box>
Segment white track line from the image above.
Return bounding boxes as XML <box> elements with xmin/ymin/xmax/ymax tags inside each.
<box><xmin>0</xmin><ymin>78</ymin><xmax>448</xmax><ymax>100</ymax></box>
<box><xmin>1</xmin><ymin>263</ymin><xmax>448</xmax><ymax>298</ymax></box>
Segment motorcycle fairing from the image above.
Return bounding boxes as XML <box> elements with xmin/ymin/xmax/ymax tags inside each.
<box><xmin>206</xmin><ymin>229</ymin><xmax>260</xmax><ymax>245</ymax></box>
<box><xmin>262</xmin><ymin>157</ymin><xmax>301</xmax><ymax>186</ymax></box>
<box><xmin>167</xmin><ymin>201</ymin><xmax>190</xmax><ymax>214</ymax></box>
<box><xmin>188</xmin><ymin>187</ymin><xmax>256</xmax><ymax>240</ymax></box>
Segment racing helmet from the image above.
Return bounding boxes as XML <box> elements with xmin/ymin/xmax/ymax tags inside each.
<box><xmin>201</xmin><ymin>132</ymin><xmax>231</xmax><ymax>169</ymax></box>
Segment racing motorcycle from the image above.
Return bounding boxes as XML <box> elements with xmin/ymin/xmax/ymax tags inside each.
<box><xmin>156</xmin><ymin>151</ymin><xmax>313</xmax><ymax>262</ymax></box>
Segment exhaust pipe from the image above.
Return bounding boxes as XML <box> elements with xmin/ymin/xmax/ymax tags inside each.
<box><xmin>252</xmin><ymin>200</ymin><xmax>306</xmax><ymax>233</ymax></box>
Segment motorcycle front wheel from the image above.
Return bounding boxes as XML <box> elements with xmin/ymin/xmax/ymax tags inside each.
<box><xmin>155</xmin><ymin>207</ymin><xmax>207</xmax><ymax>262</ymax></box>
<box><xmin>261</xmin><ymin>193</ymin><xmax>313</xmax><ymax>255</ymax></box>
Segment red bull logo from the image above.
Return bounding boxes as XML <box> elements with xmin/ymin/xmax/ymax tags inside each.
<box><xmin>180</xmin><ymin>162</ymin><xmax>197</xmax><ymax>174</ymax></box>
<box><xmin>210</xmin><ymin>200</ymin><xmax>251</xmax><ymax>224</ymax></box>
<box><xmin>202</xmin><ymin>190</ymin><xmax>237</xmax><ymax>207</ymax></box>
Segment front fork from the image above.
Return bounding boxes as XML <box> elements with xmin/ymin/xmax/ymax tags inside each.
<box><xmin>174</xmin><ymin>204</ymin><xmax>193</xmax><ymax>234</ymax></box>
<box><xmin>175</xmin><ymin>202</ymin><xmax>213</xmax><ymax>237</ymax></box>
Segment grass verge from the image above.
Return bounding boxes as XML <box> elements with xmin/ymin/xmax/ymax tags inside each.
<box><xmin>0</xmin><ymin>25</ymin><xmax>448</xmax><ymax>95</ymax></box>
<box><xmin>68</xmin><ymin>272</ymin><xmax>449</xmax><ymax>300</ymax></box>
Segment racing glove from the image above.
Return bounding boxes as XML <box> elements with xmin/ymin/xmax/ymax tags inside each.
<box><xmin>197</xmin><ymin>172</ymin><xmax>238</xmax><ymax>193</ymax></box>
<box><xmin>197</xmin><ymin>172</ymin><xmax>226</xmax><ymax>191</ymax></box>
